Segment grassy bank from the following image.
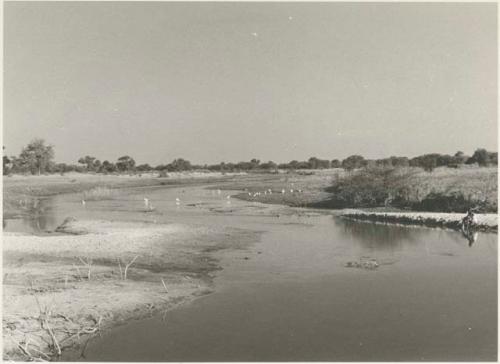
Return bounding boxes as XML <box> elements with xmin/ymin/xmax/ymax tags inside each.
<box><xmin>3</xmin><ymin>218</ymin><xmax>259</xmax><ymax>360</ymax></box>
<box><xmin>321</xmin><ymin>166</ymin><xmax>497</xmax><ymax>213</ymax></box>
<box><xmin>222</xmin><ymin>167</ymin><xmax>497</xmax><ymax>214</ymax></box>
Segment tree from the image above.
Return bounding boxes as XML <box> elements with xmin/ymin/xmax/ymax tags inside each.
<box><xmin>331</xmin><ymin>159</ymin><xmax>342</xmax><ymax>168</ymax></box>
<box><xmin>467</xmin><ymin>148</ymin><xmax>497</xmax><ymax>166</ymax></box>
<box><xmin>100</xmin><ymin>160</ymin><xmax>117</xmax><ymax>173</ymax></box>
<box><xmin>167</xmin><ymin>158</ymin><xmax>192</xmax><ymax>172</ymax></box>
<box><xmin>249</xmin><ymin>159</ymin><xmax>260</xmax><ymax>169</ymax></box>
<box><xmin>78</xmin><ymin>156</ymin><xmax>99</xmax><ymax>172</ymax></box>
<box><xmin>308</xmin><ymin>157</ymin><xmax>331</xmax><ymax>169</ymax></box>
<box><xmin>391</xmin><ymin>157</ymin><xmax>410</xmax><ymax>168</ymax></box>
<box><xmin>136</xmin><ymin>163</ymin><xmax>152</xmax><ymax>172</ymax></box>
<box><xmin>410</xmin><ymin>154</ymin><xmax>439</xmax><ymax>172</ymax></box>
<box><xmin>19</xmin><ymin>139</ymin><xmax>55</xmax><ymax>175</ymax></box>
<box><xmin>453</xmin><ymin>151</ymin><xmax>468</xmax><ymax>165</ymax></box>
<box><xmin>116</xmin><ymin>156</ymin><xmax>135</xmax><ymax>172</ymax></box>
<box><xmin>260</xmin><ymin>161</ymin><xmax>277</xmax><ymax>170</ymax></box>
<box><xmin>342</xmin><ymin>155</ymin><xmax>365</xmax><ymax>171</ymax></box>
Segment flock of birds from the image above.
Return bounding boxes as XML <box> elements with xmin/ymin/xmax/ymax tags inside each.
<box><xmin>80</xmin><ymin>185</ymin><xmax>303</xmax><ymax>213</ymax></box>
<box><xmin>245</xmin><ymin>187</ymin><xmax>303</xmax><ymax>198</ymax></box>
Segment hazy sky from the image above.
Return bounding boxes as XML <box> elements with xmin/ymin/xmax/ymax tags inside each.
<box><xmin>4</xmin><ymin>2</ymin><xmax>497</xmax><ymax>165</ymax></box>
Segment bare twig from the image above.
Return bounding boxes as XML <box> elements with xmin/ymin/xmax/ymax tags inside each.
<box><xmin>123</xmin><ymin>255</ymin><xmax>139</xmax><ymax>280</ymax></box>
<box><xmin>42</xmin><ymin>318</ymin><xmax>61</xmax><ymax>356</ymax></box>
<box><xmin>161</xmin><ymin>278</ymin><xmax>168</xmax><ymax>293</ymax></box>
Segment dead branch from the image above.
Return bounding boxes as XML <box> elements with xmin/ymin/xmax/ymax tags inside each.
<box><xmin>161</xmin><ymin>278</ymin><xmax>168</xmax><ymax>293</ymax></box>
<box><xmin>41</xmin><ymin>318</ymin><xmax>61</xmax><ymax>356</ymax></box>
<box><xmin>123</xmin><ymin>255</ymin><xmax>139</xmax><ymax>280</ymax></box>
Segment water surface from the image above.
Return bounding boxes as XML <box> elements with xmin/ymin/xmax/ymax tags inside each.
<box><xmin>5</xmin><ymin>184</ymin><xmax>497</xmax><ymax>361</ymax></box>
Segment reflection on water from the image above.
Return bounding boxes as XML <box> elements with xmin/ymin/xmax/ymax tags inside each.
<box><xmin>338</xmin><ymin>217</ymin><xmax>486</xmax><ymax>250</ymax></box>
<box><xmin>4</xmin><ymin>197</ymin><xmax>57</xmax><ymax>234</ymax></box>
<box><xmin>336</xmin><ymin>218</ymin><xmax>424</xmax><ymax>247</ymax></box>
<box><xmin>462</xmin><ymin>229</ymin><xmax>479</xmax><ymax>247</ymax></box>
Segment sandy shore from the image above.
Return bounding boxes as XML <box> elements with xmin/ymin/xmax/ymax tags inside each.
<box><xmin>3</xmin><ymin>218</ymin><xmax>259</xmax><ymax>360</ymax></box>
<box><xmin>339</xmin><ymin>210</ymin><xmax>498</xmax><ymax>232</ymax></box>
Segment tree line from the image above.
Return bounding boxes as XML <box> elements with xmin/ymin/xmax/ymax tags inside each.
<box><xmin>2</xmin><ymin>139</ymin><xmax>498</xmax><ymax>175</ymax></box>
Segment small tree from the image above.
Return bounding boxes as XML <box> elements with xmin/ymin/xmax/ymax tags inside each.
<box><xmin>19</xmin><ymin>139</ymin><xmax>55</xmax><ymax>175</ymax></box>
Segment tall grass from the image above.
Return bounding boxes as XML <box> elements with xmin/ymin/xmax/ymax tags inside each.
<box><xmin>324</xmin><ymin>166</ymin><xmax>497</xmax><ymax>213</ymax></box>
<box><xmin>82</xmin><ymin>186</ymin><xmax>117</xmax><ymax>201</ymax></box>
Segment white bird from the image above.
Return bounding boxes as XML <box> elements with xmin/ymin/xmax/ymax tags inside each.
<box><xmin>226</xmin><ymin>195</ymin><xmax>231</xmax><ymax>199</ymax></box>
<box><xmin>251</xmin><ymin>32</ymin><xmax>258</xmax><ymax>37</ymax></box>
<box><xmin>281</xmin><ymin>189</ymin><xmax>285</xmax><ymax>194</ymax></box>
<box><xmin>290</xmin><ymin>189</ymin><xmax>294</xmax><ymax>193</ymax></box>
<box><xmin>175</xmin><ymin>197</ymin><xmax>181</xmax><ymax>206</ymax></box>
<box><xmin>144</xmin><ymin>198</ymin><xmax>149</xmax><ymax>208</ymax></box>
<box><xmin>81</xmin><ymin>200</ymin><xmax>86</xmax><ymax>206</ymax></box>
<box><xmin>217</xmin><ymin>189</ymin><xmax>221</xmax><ymax>195</ymax></box>
<box><xmin>288</xmin><ymin>16</ymin><xmax>293</xmax><ymax>20</ymax></box>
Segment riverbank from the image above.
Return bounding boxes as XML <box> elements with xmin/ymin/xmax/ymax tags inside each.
<box><xmin>3</xmin><ymin>218</ymin><xmax>259</xmax><ymax>360</ymax></box>
<box><xmin>339</xmin><ymin>210</ymin><xmax>498</xmax><ymax>232</ymax></box>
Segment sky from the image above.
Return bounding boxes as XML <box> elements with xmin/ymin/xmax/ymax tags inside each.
<box><xmin>4</xmin><ymin>2</ymin><xmax>497</xmax><ymax>165</ymax></box>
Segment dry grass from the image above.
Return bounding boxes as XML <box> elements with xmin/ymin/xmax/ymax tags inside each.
<box><xmin>324</xmin><ymin>166</ymin><xmax>497</xmax><ymax>212</ymax></box>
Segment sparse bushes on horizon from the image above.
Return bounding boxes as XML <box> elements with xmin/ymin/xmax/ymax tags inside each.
<box><xmin>3</xmin><ymin>139</ymin><xmax>497</xmax><ymax>176</ymax></box>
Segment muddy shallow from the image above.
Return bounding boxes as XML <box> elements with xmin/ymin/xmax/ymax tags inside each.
<box><xmin>5</xmin><ymin>184</ymin><xmax>497</xmax><ymax>361</ymax></box>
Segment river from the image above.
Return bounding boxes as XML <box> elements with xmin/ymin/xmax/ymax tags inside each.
<box><xmin>4</xmin><ymin>183</ymin><xmax>497</xmax><ymax>361</ymax></box>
